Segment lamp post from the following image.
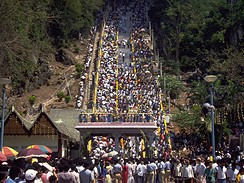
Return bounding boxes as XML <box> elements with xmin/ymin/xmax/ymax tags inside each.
<box><xmin>0</xmin><ymin>78</ymin><xmax>11</xmax><ymax>151</ymax></box>
<box><xmin>204</xmin><ymin>75</ymin><xmax>217</xmax><ymax>160</ymax></box>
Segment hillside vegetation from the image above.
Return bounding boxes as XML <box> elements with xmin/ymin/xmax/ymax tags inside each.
<box><xmin>150</xmin><ymin>0</ymin><xmax>244</xmax><ymax>106</ymax></box>
<box><xmin>150</xmin><ymin>0</ymin><xmax>244</xmax><ymax>138</ymax></box>
<box><xmin>0</xmin><ymin>0</ymin><xmax>104</xmax><ymax>94</ymax></box>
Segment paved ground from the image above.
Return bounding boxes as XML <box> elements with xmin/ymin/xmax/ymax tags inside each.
<box><xmin>118</xmin><ymin>12</ymin><xmax>132</xmax><ymax>65</ymax></box>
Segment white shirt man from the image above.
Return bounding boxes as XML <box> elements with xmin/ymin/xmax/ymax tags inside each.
<box><xmin>157</xmin><ymin>159</ymin><xmax>165</xmax><ymax>183</ymax></box>
<box><xmin>181</xmin><ymin>160</ymin><xmax>194</xmax><ymax>181</ymax></box>
<box><xmin>137</xmin><ymin>160</ymin><xmax>147</xmax><ymax>177</ymax></box>
<box><xmin>217</xmin><ymin>161</ymin><xmax>227</xmax><ymax>181</ymax></box>
<box><xmin>227</xmin><ymin>163</ymin><xmax>239</xmax><ymax>182</ymax></box>
<box><xmin>173</xmin><ymin>159</ymin><xmax>182</xmax><ymax>178</ymax></box>
<box><xmin>195</xmin><ymin>158</ymin><xmax>206</xmax><ymax>181</ymax></box>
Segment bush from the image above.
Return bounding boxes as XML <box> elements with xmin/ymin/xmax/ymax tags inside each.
<box><xmin>28</xmin><ymin>95</ymin><xmax>36</xmax><ymax>106</ymax></box>
<box><xmin>76</xmin><ymin>72</ymin><xmax>81</xmax><ymax>79</ymax></box>
<box><xmin>74</xmin><ymin>47</ymin><xmax>80</xmax><ymax>54</ymax></box>
<box><xmin>65</xmin><ymin>95</ymin><xmax>71</xmax><ymax>103</ymax></box>
<box><xmin>57</xmin><ymin>91</ymin><xmax>65</xmax><ymax>101</ymax></box>
<box><xmin>75</xmin><ymin>63</ymin><xmax>83</xmax><ymax>73</ymax></box>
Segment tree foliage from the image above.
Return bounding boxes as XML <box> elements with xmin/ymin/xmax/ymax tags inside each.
<box><xmin>151</xmin><ymin>0</ymin><xmax>244</xmax><ymax>108</ymax></box>
<box><xmin>0</xmin><ymin>0</ymin><xmax>104</xmax><ymax>93</ymax></box>
<box><xmin>151</xmin><ymin>0</ymin><xmax>244</xmax><ymax>71</ymax></box>
<box><xmin>159</xmin><ymin>75</ymin><xmax>184</xmax><ymax>99</ymax></box>
<box><xmin>51</xmin><ymin>0</ymin><xmax>104</xmax><ymax>44</ymax></box>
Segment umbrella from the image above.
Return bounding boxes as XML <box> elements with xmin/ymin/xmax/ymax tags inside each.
<box><xmin>0</xmin><ymin>152</ymin><xmax>7</xmax><ymax>161</ymax></box>
<box><xmin>139</xmin><ymin>28</ymin><xmax>146</xmax><ymax>32</ymax></box>
<box><xmin>108</xmin><ymin>150</ymin><xmax>118</xmax><ymax>157</ymax></box>
<box><xmin>27</xmin><ymin>145</ymin><xmax>52</xmax><ymax>154</ymax></box>
<box><xmin>102</xmin><ymin>153</ymin><xmax>109</xmax><ymax>158</ymax></box>
<box><xmin>16</xmin><ymin>148</ymin><xmax>48</xmax><ymax>159</ymax></box>
<box><xmin>2</xmin><ymin>146</ymin><xmax>18</xmax><ymax>157</ymax></box>
<box><xmin>102</xmin><ymin>150</ymin><xmax>118</xmax><ymax>158</ymax></box>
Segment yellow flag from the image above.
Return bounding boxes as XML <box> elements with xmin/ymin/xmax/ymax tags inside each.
<box><xmin>141</xmin><ymin>139</ymin><xmax>146</xmax><ymax>158</ymax></box>
<box><xmin>158</xmin><ymin>127</ymin><xmax>160</xmax><ymax>135</ymax></box>
<box><xmin>209</xmin><ymin>156</ymin><xmax>213</xmax><ymax>162</ymax></box>
<box><xmin>120</xmin><ymin>138</ymin><xmax>125</xmax><ymax>149</ymax></box>
<box><xmin>87</xmin><ymin>140</ymin><xmax>92</xmax><ymax>152</ymax></box>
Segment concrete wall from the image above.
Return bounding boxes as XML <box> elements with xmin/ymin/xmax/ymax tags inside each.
<box><xmin>4</xmin><ymin>135</ymin><xmax>58</xmax><ymax>152</ymax></box>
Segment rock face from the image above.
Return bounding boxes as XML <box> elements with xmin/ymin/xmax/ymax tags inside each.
<box><xmin>27</xmin><ymin>58</ymin><xmax>52</xmax><ymax>92</ymax></box>
<box><xmin>55</xmin><ymin>48</ymin><xmax>76</xmax><ymax>65</ymax></box>
<box><xmin>229</xmin><ymin>24</ymin><xmax>244</xmax><ymax>47</ymax></box>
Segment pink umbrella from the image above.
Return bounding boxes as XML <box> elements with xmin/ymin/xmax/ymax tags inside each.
<box><xmin>16</xmin><ymin>148</ymin><xmax>48</xmax><ymax>159</ymax></box>
<box><xmin>0</xmin><ymin>152</ymin><xmax>7</xmax><ymax>162</ymax></box>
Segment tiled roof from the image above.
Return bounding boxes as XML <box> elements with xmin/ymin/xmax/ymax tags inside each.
<box><xmin>43</xmin><ymin>112</ymin><xmax>72</xmax><ymax>139</ymax></box>
<box><xmin>14</xmin><ymin>107</ymin><xmax>40</xmax><ymax>130</ymax></box>
<box><xmin>49</xmin><ymin>109</ymin><xmax>82</xmax><ymax>141</ymax></box>
<box><xmin>4</xmin><ymin>106</ymin><xmax>75</xmax><ymax>140</ymax></box>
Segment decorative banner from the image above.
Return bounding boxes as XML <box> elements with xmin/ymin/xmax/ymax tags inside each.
<box><xmin>141</xmin><ymin>138</ymin><xmax>145</xmax><ymax>158</ymax></box>
<box><xmin>87</xmin><ymin>140</ymin><xmax>92</xmax><ymax>153</ymax></box>
<box><xmin>120</xmin><ymin>138</ymin><xmax>125</xmax><ymax>149</ymax></box>
<box><xmin>157</xmin><ymin>127</ymin><xmax>160</xmax><ymax>135</ymax></box>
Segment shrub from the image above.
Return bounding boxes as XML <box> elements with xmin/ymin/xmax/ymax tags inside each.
<box><xmin>74</xmin><ymin>47</ymin><xmax>80</xmax><ymax>54</ymax></box>
<box><xmin>57</xmin><ymin>91</ymin><xmax>65</xmax><ymax>101</ymax></box>
<box><xmin>28</xmin><ymin>95</ymin><xmax>36</xmax><ymax>106</ymax></box>
<box><xmin>75</xmin><ymin>63</ymin><xmax>83</xmax><ymax>73</ymax></box>
<box><xmin>65</xmin><ymin>95</ymin><xmax>71</xmax><ymax>103</ymax></box>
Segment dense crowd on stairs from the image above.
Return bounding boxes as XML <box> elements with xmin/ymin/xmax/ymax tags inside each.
<box><xmin>96</xmin><ymin>18</ymin><xmax>118</xmax><ymax>114</ymax></box>
<box><xmin>86</xmin><ymin>0</ymin><xmax>162</xmax><ymax>124</ymax></box>
<box><xmin>117</xmin><ymin>1</ymin><xmax>159</xmax><ymax>116</ymax></box>
<box><xmin>76</xmin><ymin>26</ymin><xmax>97</xmax><ymax>109</ymax></box>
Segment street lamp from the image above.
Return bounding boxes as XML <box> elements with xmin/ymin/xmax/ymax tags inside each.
<box><xmin>204</xmin><ymin>75</ymin><xmax>217</xmax><ymax>160</ymax></box>
<box><xmin>0</xmin><ymin>78</ymin><xmax>11</xmax><ymax>151</ymax></box>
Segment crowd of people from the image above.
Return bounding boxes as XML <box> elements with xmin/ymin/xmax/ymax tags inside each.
<box><xmin>74</xmin><ymin>0</ymin><xmax>164</xmax><ymax>122</ymax></box>
<box><xmin>76</xmin><ymin>26</ymin><xmax>97</xmax><ymax>109</ymax></box>
<box><xmin>1</xmin><ymin>152</ymin><xmax>244</xmax><ymax>183</ymax></box>
<box><xmin>96</xmin><ymin>13</ymin><xmax>118</xmax><ymax>114</ymax></box>
<box><xmin>117</xmin><ymin>1</ymin><xmax>159</xmax><ymax>115</ymax></box>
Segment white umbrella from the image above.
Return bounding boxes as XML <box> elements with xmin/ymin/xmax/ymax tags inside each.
<box><xmin>108</xmin><ymin>150</ymin><xmax>118</xmax><ymax>157</ymax></box>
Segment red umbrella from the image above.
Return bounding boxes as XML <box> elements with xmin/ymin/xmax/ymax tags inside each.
<box><xmin>27</xmin><ymin>145</ymin><xmax>52</xmax><ymax>154</ymax></box>
<box><xmin>16</xmin><ymin>148</ymin><xmax>48</xmax><ymax>159</ymax></box>
<box><xmin>0</xmin><ymin>152</ymin><xmax>7</xmax><ymax>162</ymax></box>
<box><xmin>2</xmin><ymin>146</ymin><xmax>18</xmax><ymax>157</ymax></box>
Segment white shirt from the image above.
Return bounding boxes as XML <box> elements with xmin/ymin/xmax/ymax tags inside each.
<box><xmin>158</xmin><ymin>161</ymin><xmax>165</xmax><ymax>171</ymax></box>
<box><xmin>232</xmin><ymin>169</ymin><xmax>239</xmax><ymax>181</ymax></box>
<box><xmin>174</xmin><ymin>163</ymin><xmax>182</xmax><ymax>177</ymax></box>
<box><xmin>217</xmin><ymin>166</ymin><xmax>227</xmax><ymax>179</ymax></box>
<box><xmin>182</xmin><ymin>165</ymin><xmax>194</xmax><ymax>178</ymax></box>
<box><xmin>196</xmin><ymin>163</ymin><xmax>206</xmax><ymax>177</ymax></box>
<box><xmin>240</xmin><ymin>175</ymin><xmax>244</xmax><ymax>183</ymax></box>
<box><xmin>136</xmin><ymin>164</ymin><xmax>147</xmax><ymax>176</ymax></box>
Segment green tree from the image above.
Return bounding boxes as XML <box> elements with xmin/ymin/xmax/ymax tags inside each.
<box><xmin>0</xmin><ymin>0</ymin><xmax>52</xmax><ymax>92</ymax></box>
<box><xmin>207</xmin><ymin>49</ymin><xmax>244</xmax><ymax>106</ymax></box>
<box><xmin>151</xmin><ymin>0</ymin><xmax>244</xmax><ymax>73</ymax></box>
<box><xmin>51</xmin><ymin>0</ymin><xmax>104</xmax><ymax>44</ymax></box>
<box><xmin>187</xmin><ymin>81</ymin><xmax>208</xmax><ymax>105</ymax></box>
<box><xmin>159</xmin><ymin>75</ymin><xmax>184</xmax><ymax>99</ymax></box>
<box><xmin>174</xmin><ymin>104</ymin><xmax>213</xmax><ymax>146</ymax></box>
